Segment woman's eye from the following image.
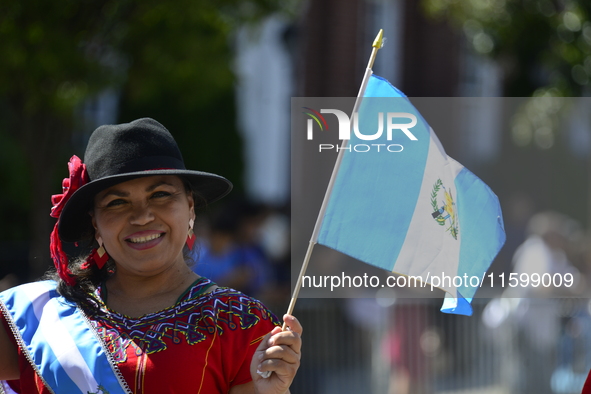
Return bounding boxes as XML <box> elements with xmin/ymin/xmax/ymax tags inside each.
<box><xmin>152</xmin><ymin>191</ymin><xmax>172</xmax><ymax>199</ymax></box>
<box><xmin>106</xmin><ymin>199</ymin><xmax>126</xmax><ymax>207</ymax></box>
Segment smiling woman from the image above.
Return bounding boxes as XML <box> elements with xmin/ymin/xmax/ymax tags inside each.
<box><xmin>93</xmin><ymin>177</ymin><xmax>193</xmax><ymax>270</ymax></box>
<box><xmin>0</xmin><ymin>118</ymin><xmax>301</xmax><ymax>394</ymax></box>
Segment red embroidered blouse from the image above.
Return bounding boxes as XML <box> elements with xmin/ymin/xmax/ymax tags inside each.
<box><xmin>2</xmin><ymin>278</ymin><xmax>279</xmax><ymax>394</ymax></box>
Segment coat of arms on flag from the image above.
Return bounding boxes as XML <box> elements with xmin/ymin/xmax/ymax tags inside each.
<box><xmin>430</xmin><ymin>179</ymin><xmax>459</xmax><ymax>240</ymax></box>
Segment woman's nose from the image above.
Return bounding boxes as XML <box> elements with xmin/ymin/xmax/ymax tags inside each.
<box><xmin>129</xmin><ymin>202</ymin><xmax>154</xmax><ymax>225</ymax></box>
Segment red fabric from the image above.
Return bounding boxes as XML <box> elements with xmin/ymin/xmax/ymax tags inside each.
<box><xmin>49</xmin><ymin>155</ymin><xmax>88</xmax><ymax>219</ymax></box>
<box><xmin>1</xmin><ymin>316</ymin><xmax>46</xmax><ymax>392</ymax></box>
<box><xmin>2</xmin><ymin>280</ymin><xmax>279</xmax><ymax>394</ymax></box>
<box><xmin>582</xmin><ymin>370</ymin><xmax>591</xmax><ymax>394</ymax></box>
<box><xmin>49</xmin><ymin>155</ymin><xmax>89</xmax><ymax>286</ymax></box>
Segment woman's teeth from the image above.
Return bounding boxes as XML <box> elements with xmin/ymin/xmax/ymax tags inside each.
<box><xmin>128</xmin><ymin>234</ymin><xmax>162</xmax><ymax>244</ymax></box>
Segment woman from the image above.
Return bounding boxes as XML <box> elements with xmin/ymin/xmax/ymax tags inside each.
<box><xmin>0</xmin><ymin>118</ymin><xmax>301</xmax><ymax>394</ymax></box>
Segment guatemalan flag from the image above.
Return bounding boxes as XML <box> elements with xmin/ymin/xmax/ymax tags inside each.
<box><xmin>317</xmin><ymin>74</ymin><xmax>506</xmax><ymax>315</ymax></box>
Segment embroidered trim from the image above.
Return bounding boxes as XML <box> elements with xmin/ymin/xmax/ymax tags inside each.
<box><xmin>83</xmin><ymin>280</ymin><xmax>276</xmax><ymax>364</ymax></box>
<box><xmin>78</xmin><ymin>306</ymin><xmax>133</xmax><ymax>394</ymax></box>
<box><xmin>196</xmin><ymin>322</ymin><xmax>218</xmax><ymax>394</ymax></box>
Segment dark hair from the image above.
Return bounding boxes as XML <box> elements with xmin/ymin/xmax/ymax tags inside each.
<box><xmin>47</xmin><ymin>176</ymin><xmax>206</xmax><ymax>315</ymax></box>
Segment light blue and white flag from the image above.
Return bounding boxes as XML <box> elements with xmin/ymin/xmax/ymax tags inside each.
<box><xmin>317</xmin><ymin>75</ymin><xmax>506</xmax><ymax>315</ymax></box>
<box><xmin>0</xmin><ymin>280</ymin><xmax>129</xmax><ymax>394</ymax></box>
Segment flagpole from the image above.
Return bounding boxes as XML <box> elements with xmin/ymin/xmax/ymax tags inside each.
<box><xmin>283</xmin><ymin>30</ymin><xmax>384</xmax><ymax>329</ymax></box>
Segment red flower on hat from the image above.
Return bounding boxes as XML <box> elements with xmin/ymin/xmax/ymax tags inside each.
<box><xmin>50</xmin><ymin>155</ymin><xmax>89</xmax><ymax>219</ymax></box>
<box><xmin>50</xmin><ymin>155</ymin><xmax>89</xmax><ymax>286</ymax></box>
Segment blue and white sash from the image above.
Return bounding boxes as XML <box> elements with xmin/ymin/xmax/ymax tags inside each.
<box><xmin>0</xmin><ymin>280</ymin><xmax>130</xmax><ymax>394</ymax></box>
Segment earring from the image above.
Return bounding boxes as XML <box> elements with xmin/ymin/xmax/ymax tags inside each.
<box><xmin>186</xmin><ymin>218</ymin><xmax>196</xmax><ymax>250</ymax></box>
<box><xmin>89</xmin><ymin>237</ymin><xmax>109</xmax><ymax>269</ymax></box>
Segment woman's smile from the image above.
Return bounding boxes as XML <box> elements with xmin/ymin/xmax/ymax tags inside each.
<box><xmin>125</xmin><ymin>230</ymin><xmax>165</xmax><ymax>250</ymax></box>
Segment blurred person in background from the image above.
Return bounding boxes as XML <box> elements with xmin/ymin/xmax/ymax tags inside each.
<box><xmin>509</xmin><ymin>211</ymin><xmax>582</xmax><ymax>394</ymax></box>
<box><xmin>192</xmin><ymin>198</ymin><xmax>272</xmax><ymax>300</ymax></box>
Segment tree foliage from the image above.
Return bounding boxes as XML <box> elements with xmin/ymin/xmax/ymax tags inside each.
<box><xmin>422</xmin><ymin>0</ymin><xmax>591</xmax><ymax>96</ymax></box>
<box><xmin>0</xmin><ymin>0</ymin><xmax>287</xmax><ymax>279</ymax></box>
<box><xmin>422</xmin><ymin>0</ymin><xmax>591</xmax><ymax>227</ymax></box>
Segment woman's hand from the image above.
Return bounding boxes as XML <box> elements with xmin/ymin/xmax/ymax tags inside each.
<box><xmin>251</xmin><ymin>314</ymin><xmax>302</xmax><ymax>394</ymax></box>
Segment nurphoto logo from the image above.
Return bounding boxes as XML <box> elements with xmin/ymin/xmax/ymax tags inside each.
<box><xmin>303</xmin><ymin>107</ymin><xmax>418</xmax><ymax>153</ymax></box>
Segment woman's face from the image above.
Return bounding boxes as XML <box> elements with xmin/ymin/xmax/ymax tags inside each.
<box><xmin>91</xmin><ymin>175</ymin><xmax>194</xmax><ymax>277</ymax></box>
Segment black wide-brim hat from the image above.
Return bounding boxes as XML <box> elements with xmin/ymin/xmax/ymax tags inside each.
<box><xmin>58</xmin><ymin>118</ymin><xmax>232</xmax><ymax>242</ymax></box>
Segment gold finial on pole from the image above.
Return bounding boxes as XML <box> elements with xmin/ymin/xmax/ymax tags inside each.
<box><xmin>373</xmin><ymin>29</ymin><xmax>384</xmax><ymax>49</ymax></box>
<box><xmin>367</xmin><ymin>29</ymin><xmax>384</xmax><ymax>70</ymax></box>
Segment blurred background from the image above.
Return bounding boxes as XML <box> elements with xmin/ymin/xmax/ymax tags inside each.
<box><xmin>2</xmin><ymin>0</ymin><xmax>591</xmax><ymax>392</ymax></box>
